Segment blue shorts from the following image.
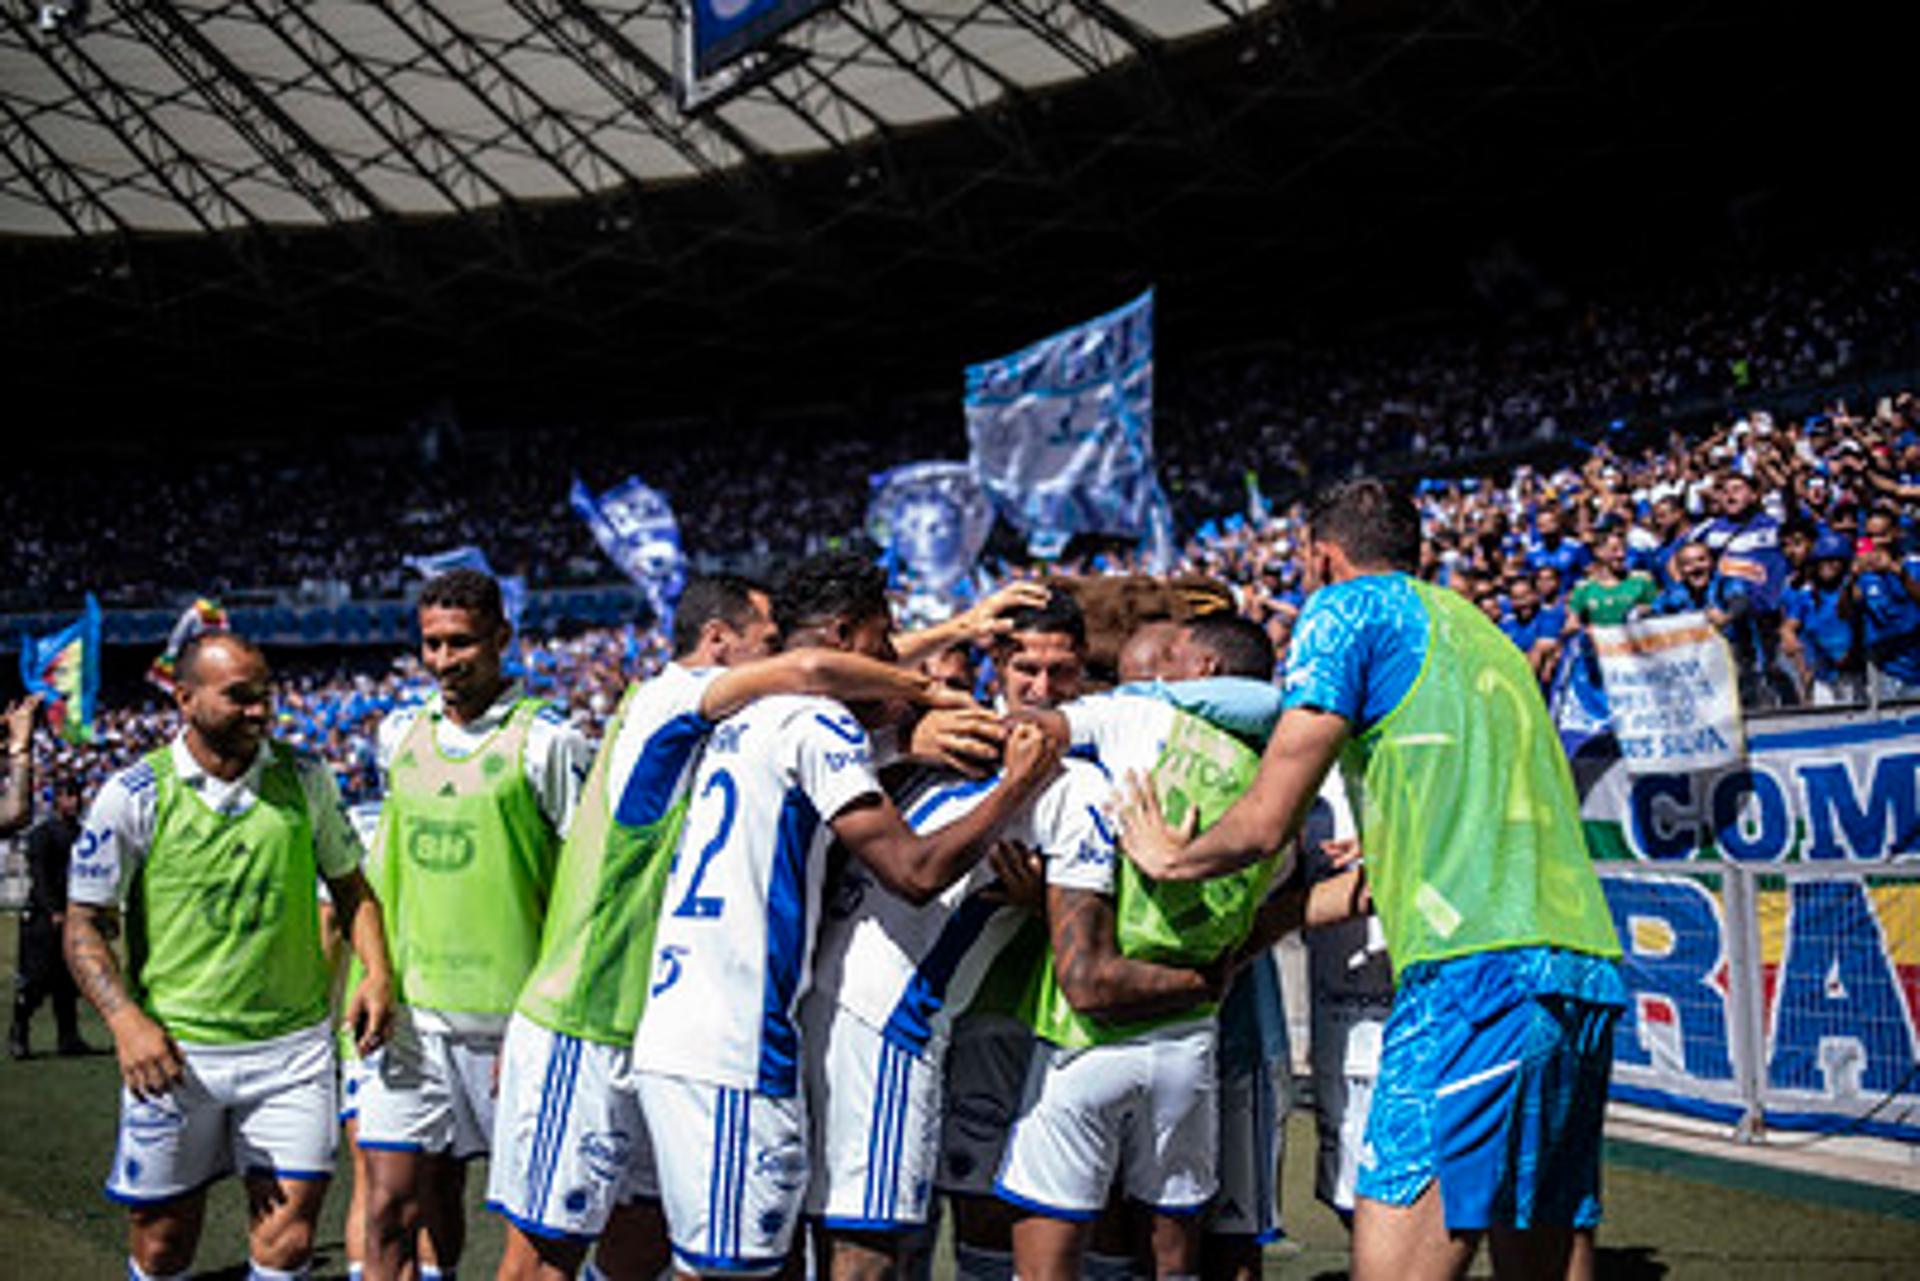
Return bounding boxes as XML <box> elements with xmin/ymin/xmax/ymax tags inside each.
<box><xmin>1355</xmin><ymin>948</ymin><xmax>1625</xmax><ymax>1231</ymax></box>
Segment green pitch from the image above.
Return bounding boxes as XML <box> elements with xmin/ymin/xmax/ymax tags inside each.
<box><xmin>2</xmin><ymin>922</ymin><xmax>1916</xmax><ymax>1278</ymax></box>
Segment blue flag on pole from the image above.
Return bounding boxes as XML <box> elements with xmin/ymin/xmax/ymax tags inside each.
<box><xmin>570</xmin><ymin>476</ymin><xmax>686</xmax><ymax>625</ymax></box>
<box><xmin>18</xmin><ymin>593</ymin><xmax>101</xmax><ymax>745</ymax></box>
<box><xmin>965</xmin><ymin>289</ymin><xmax>1159</xmax><ymax>558</ymax></box>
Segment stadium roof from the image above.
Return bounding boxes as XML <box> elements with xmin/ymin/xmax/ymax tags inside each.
<box><xmin>1</xmin><ymin>2</ymin><xmax>1900</xmax><ymax>442</ymax></box>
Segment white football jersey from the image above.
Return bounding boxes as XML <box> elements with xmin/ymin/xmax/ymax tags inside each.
<box><xmin>602</xmin><ymin>663</ymin><xmax>721</xmax><ymax>826</ymax></box>
<box><xmin>1062</xmin><ymin>689</ymin><xmax>1177</xmax><ymax>782</ymax></box>
<box><xmin>631</xmin><ymin>694</ymin><xmax>882</xmax><ymax>1095</ymax></box>
<box><xmin>809</xmin><ymin>757</ymin><xmax>1114</xmax><ymax>1056</ymax></box>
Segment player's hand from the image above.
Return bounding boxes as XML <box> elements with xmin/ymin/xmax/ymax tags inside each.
<box><xmin>1113</xmin><ymin>770</ymin><xmax>1200</xmax><ymax>881</ymax></box>
<box><xmin>111</xmin><ymin>1009</ymin><xmax>185</xmax><ymax>1100</ymax></box>
<box><xmin>1000</xmin><ymin>722</ymin><xmax>1062</xmax><ymax>793</ymax></box>
<box><xmin>1318</xmin><ymin>836</ymin><xmax>1363</xmax><ymax>872</ymax></box>
<box><xmin>4</xmin><ymin>693</ymin><xmax>40</xmax><ymax>755</ymax></box>
<box><xmin>348</xmin><ymin>967</ymin><xmax>396</xmax><ymax>1057</ymax></box>
<box><xmin>955</xmin><ymin>581</ymin><xmax>1052</xmax><ymax>643</ymax></box>
<box><xmin>982</xmin><ymin>839</ymin><xmax>1046</xmax><ymax>912</ymax></box>
<box><xmin>916</xmin><ymin>677</ymin><xmax>979</xmax><ymax>712</ymax></box>
<box><xmin>908</xmin><ymin>707</ymin><xmax>1006</xmax><ymax>778</ymax></box>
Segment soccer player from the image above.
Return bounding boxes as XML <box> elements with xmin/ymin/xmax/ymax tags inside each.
<box><xmin>802</xmin><ymin>694</ymin><xmax>1112</xmax><ymax>1277</ymax></box>
<box><xmin>488</xmin><ymin>574</ymin><xmax>975</xmax><ymax>1281</ymax></box>
<box><xmin>1000</xmin><ymin>611</ymin><xmax>1289</xmax><ymax>1281</ymax></box>
<box><xmin>629</xmin><ymin>552</ymin><xmax>1061</xmax><ymax>1279</ymax></box>
<box><xmin>64</xmin><ymin>632</ymin><xmax>396</xmax><ymax>1281</ymax></box>
<box><xmin>360</xmin><ymin>569</ymin><xmax>593</xmax><ymax>1281</ymax></box>
<box><xmin>1118</xmin><ymin>478</ymin><xmax>1626</xmax><ymax>1281</ymax></box>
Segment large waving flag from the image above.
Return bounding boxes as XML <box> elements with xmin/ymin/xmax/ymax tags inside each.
<box><xmin>966</xmin><ymin>289</ymin><xmax>1158</xmax><ymax>558</ymax></box>
<box><xmin>401</xmin><ymin>545</ymin><xmax>526</xmax><ymax>635</ymax></box>
<box><xmin>19</xmin><ymin>594</ymin><xmax>101</xmax><ymax>745</ymax></box>
<box><xmin>571</xmin><ymin>475</ymin><xmax>686</xmax><ymax>625</ymax></box>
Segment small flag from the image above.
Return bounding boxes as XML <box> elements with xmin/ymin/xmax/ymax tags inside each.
<box><xmin>19</xmin><ymin>593</ymin><xmax>102</xmax><ymax>745</ymax></box>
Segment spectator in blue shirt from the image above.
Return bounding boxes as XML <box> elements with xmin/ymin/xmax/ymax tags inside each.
<box><xmin>1500</xmin><ymin>574</ymin><xmax>1566</xmax><ymax>688</ymax></box>
<box><xmin>1524</xmin><ymin>504</ymin><xmax>1591</xmax><ymax>581</ymax></box>
<box><xmin>1655</xmin><ymin>541</ymin><xmax>1782</xmax><ymax>707</ymax></box>
<box><xmin>1854</xmin><ymin>510</ymin><xmax>1920</xmax><ymax>700</ymax></box>
<box><xmin>1780</xmin><ymin>532</ymin><xmax>1864</xmax><ymax>705</ymax></box>
<box><xmin>1695</xmin><ymin>473</ymin><xmax>1789</xmax><ymax>613</ymax></box>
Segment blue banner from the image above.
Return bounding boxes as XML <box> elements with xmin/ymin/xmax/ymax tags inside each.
<box><xmin>570</xmin><ymin>476</ymin><xmax>686</xmax><ymax>625</ymax></box>
<box><xmin>18</xmin><ymin>593</ymin><xmax>100</xmax><ymax>744</ymax></box>
<box><xmin>866</xmin><ymin>461</ymin><xmax>996</xmax><ymax>609</ymax></box>
<box><xmin>691</xmin><ymin>0</ymin><xmax>834</xmax><ymax>76</ymax></box>
<box><xmin>965</xmin><ymin>289</ymin><xmax>1159</xmax><ymax>556</ymax></box>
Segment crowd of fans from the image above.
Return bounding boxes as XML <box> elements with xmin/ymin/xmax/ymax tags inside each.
<box><xmin>3</xmin><ymin>243</ymin><xmax>1914</xmax><ymax>612</ymax></box>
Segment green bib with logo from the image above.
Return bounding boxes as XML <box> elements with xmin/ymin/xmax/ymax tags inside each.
<box><xmin>1350</xmin><ymin>579</ymin><xmax>1622</xmax><ymax>974</ymax></box>
<box><xmin>1022</xmin><ymin>708</ymin><xmax>1281</xmax><ymax>1049</ymax></box>
<box><xmin>376</xmin><ymin>699</ymin><xmax>558</xmax><ymax>1015</ymax></box>
<box><xmin>131</xmin><ymin>744</ymin><xmax>328</xmax><ymax>1045</ymax></box>
<box><xmin>516</xmin><ymin>685</ymin><xmax>695</xmax><ymax>1045</ymax></box>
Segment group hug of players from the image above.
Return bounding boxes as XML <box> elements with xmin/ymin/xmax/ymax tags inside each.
<box><xmin>62</xmin><ymin>479</ymin><xmax>1627</xmax><ymax>1281</ymax></box>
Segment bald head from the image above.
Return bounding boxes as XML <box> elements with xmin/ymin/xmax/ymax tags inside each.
<box><xmin>175</xmin><ymin>631</ymin><xmax>266</xmax><ymax>688</ymax></box>
<box><xmin>1117</xmin><ymin>620</ymin><xmax>1179</xmax><ymax>684</ymax></box>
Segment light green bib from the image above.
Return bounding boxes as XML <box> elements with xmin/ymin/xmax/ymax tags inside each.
<box><xmin>1349</xmin><ymin>579</ymin><xmax>1622</xmax><ymax>974</ymax></box>
<box><xmin>132</xmin><ymin>744</ymin><xmax>328</xmax><ymax>1045</ymax></box>
<box><xmin>376</xmin><ymin>699</ymin><xmax>558</xmax><ymax>1015</ymax></box>
<box><xmin>1022</xmin><ymin>708</ymin><xmax>1279</xmax><ymax>1049</ymax></box>
<box><xmin>516</xmin><ymin>685</ymin><xmax>696</xmax><ymax>1045</ymax></box>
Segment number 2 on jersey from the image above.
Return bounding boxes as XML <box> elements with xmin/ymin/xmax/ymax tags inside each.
<box><xmin>673</xmin><ymin>769</ymin><xmax>737</xmax><ymax>919</ymax></box>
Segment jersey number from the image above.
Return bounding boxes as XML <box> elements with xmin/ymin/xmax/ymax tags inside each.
<box><xmin>673</xmin><ymin>769</ymin><xmax>736</xmax><ymax>919</ymax></box>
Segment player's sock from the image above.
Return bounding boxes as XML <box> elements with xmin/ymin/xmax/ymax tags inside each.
<box><xmin>246</xmin><ymin>1262</ymin><xmax>311</xmax><ymax>1279</ymax></box>
<box><xmin>954</xmin><ymin>1244</ymin><xmax>1013</xmax><ymax>1281</ymax></box>
<box><xmin>1083</xmin><ymin>1252</ymin><xmax>1136</xmax><ymax>1281</ymax></box>
<box><xmin>126</xmin><ymin>1262</ymin><xmax>187</xmax><ymax>1281</ymax></box>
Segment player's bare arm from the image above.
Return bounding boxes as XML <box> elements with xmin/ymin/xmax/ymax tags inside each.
<box><xmin>699</xmin><ymin>648</ymin><xmax>977</xmax><ymax>722</ymax></box>
<box><xmin>831</xmin><ymin>721</ymin><xmax>1061</xmax><ymax>905</ymax></box>
<box><xmin>64</xmin><ymin>902</ymin><xmax>185</xmax><ymax>1098</ymax></box>
<box><xmin>322</xmin><ymin>867</ymin><xmax>397</xmax><ymax>1055</ymax></box>
<box><xmin>1118</xmin><ymin>706</ymin><xmax>1349</xmax><ymax>882</ymax></box>
<box><xmin>890</xmin><ymin>580</ymin><xmax>1052</xmax><ymax>667</ymax></box>
<box><xmin>1047</xmin><ymin>886</ymin><xmax>1219</xmax><ymax>1022</ymax></box>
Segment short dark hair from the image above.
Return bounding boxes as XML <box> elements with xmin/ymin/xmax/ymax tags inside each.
<box><xmin>773</xmin><ymin>552</ymin><xmax>890</xmax><ymax>638</ymax></box>
<box><xmin>175</xmin><ymin>631</ymin><xmax>264</xmax><ymax>686</ymax></box>
<box><xmin>673</xmin><ymin>574</ymin><xmax>768</xmax><ymax>657</ymax></box>
<box><xmin>418</xmin><ymin>567</ymin><xmax>504</xmax><ymax>628</ymax></box>
<box><xmin>1183</xmin><ymin>613</ymin><xmax>1275</xmax><ymax>679</ymax></box>
<box><xmin>1308</xmin><ymin>478</ymin><xmax>1420</xmax><ymax>573</ymax></box>
<box><xmin>1003</xmin><ymin>585</ymin><xmax>1086</xmax><ymax>650</ymax></box>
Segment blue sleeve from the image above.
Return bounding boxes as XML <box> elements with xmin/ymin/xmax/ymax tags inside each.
<box><xmin>1540</xmin><ymin>605</ymin><xmax>1568</xmax><ymax>637</ymax></box>
<box><xmin>1117</xmin><ymin>677</ymin><xmax>1284</xmax><ymax>744</ymax></box>
<box><xmin>1281</xmin><ymin>576</ymin><xmax>1426</xmax><ymax>732</ymax></box>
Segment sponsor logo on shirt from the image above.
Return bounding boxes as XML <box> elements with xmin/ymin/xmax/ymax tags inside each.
<box><xmin>405</xmin><ymin>817</ymin><xmax>477</xmax><ymax>871</ymax></box>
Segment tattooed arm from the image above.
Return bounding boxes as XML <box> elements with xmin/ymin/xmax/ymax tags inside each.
<box><xmin>64</xmin><ymin>903</ymin><xmax>184</xmax><ymax>1098</ymax></box>
<box><xmin>1046</xmin><ymin>885</ymin><xmax>1221</xmax><ymax>1023</ymax></box>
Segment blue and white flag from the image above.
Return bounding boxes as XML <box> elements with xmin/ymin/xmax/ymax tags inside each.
<box><xmin>571</xmin><ymin>475</ymin><xmax>686</xmax><ymax>624</ymax></box>
<box><xmin>966</xmin><ymin>289</ymin><xmax>1159</xmax><ymax>557</ymax></box>
<box><xmin>867</xmin><ymin>461</ymin><xmax>995</xmax><ymax>603</ymax></box>
<box><xmin>401</xmin><ymin>545</ymin><xmax>525</xmax><ymax>635</ymax></box>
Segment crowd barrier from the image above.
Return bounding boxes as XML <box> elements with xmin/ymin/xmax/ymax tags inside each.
<box><xmin>1584</xmin><ymin>705</ymin><xmax>1920</xmax><ymax>1142</ymax></box>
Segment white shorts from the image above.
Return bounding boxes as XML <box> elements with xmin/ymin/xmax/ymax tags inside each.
<box><xmin>355</xmin><ymin>1011</ymin><xmax>501</xmax><ymax>1160</ymax></box>
<box><xmin>1212</xmin><ymin>1058</ymin><xmax>1290</xmax><ymax>1241</ymax></box>
<box><xmin>995</xmin><ymin>1018</ymin><xmax>1218</xmax><ymax>1220</ymax></box>
<box><xmin>936</xmin><ymin>1015</ymin><xmax>1033</xmax><ymax>1198</ymax></box>
<box><xmin>105</xmin><ymin>1020</ymin><xmax>337</xmax><ymax>1205</ymax></box>
<box><xmin>634</xmin><ymin>1070</ymin><xmax>807</xmax><ymax>1276</ymax></box>
<box><xmin>486</xmin><ymin>1012</ymin><xmax>660</xmax><ymax>1242</ymax></box>
<box><xmin>802</xmin><ymin>999</ymin><xmax>943</xmax><ymax>1231</ymax></box>
<box><xmin>1310</xmin><ymin>1006</ymin><xmax>1386</xmax><ymax>1214</ymax></box>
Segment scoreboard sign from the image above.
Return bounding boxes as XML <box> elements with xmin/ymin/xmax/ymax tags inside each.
<box><xmin>691</xmin><ymin>0</ymin><xmax>836</xmax><ymax>77</ymax></box>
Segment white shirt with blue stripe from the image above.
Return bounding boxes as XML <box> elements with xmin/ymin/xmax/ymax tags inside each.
<box><xmin>807</xmin><ymin>758</ymin><xmax>1115</xmax><ymax>1059</ymax></box>
<box><xmin>631</xmin><ymin>694</ymin><xmax>882</xmax><ymax>1096</ymax></box>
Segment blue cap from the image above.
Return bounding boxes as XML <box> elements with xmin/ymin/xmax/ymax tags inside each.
<box><xmin>1812</xmin><ymin>530</ymin><xmax>1853</xmax><ymax>562</ymax></box>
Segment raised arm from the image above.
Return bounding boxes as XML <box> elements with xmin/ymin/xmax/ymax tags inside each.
<box><xmin>830</xmin><ymin>722</ymin><xmax>1060</xmax><ymax>905</ymax></box>
<box><xmin>699</xmin><ymin>649</ymin><xmax>974</xmax><ymax>722</ymax></box>
<box><xmin>0</xmin><ymin>695</ymin><xmax>38</xmax><ymax>834</ymax></box>
<box><xmin>1046</xmin><ymin>886</ymin><xmax>1220</xmax><ymax>1022</ymax></box>
<box><xmin>891</xmin><ymin>581</ymin><xmax>1053</xmax><ymax>668</ymax></box>
<box><xmin>322</xmin><ymin>867</ymin><xmax>396</xmax><ymax>1055</ymax></box>
<box><xmin>1117</xmin><ymin>706</ymin><xmax>1350</xmax><ymax>882</ymax></box>
<box><xmin>65</xmin><ymin>902</ymin><xmax>185</xmax><ymax>1099</ymax></box>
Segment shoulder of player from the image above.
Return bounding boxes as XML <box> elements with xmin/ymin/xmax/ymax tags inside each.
<box><xmin>98</xmin><ymin>754</ymin><xmax>163</xmax><ymax>806</ymax></box>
